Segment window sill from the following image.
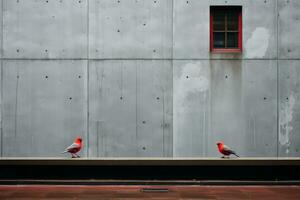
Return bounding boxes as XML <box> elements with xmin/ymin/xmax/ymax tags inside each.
<box><xmin>210</xmin><ymin>48</ymin><xmax>242</xmax><ymax>53</ymax></box>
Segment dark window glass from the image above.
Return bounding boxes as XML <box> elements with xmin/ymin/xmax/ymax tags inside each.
<box><xmin>211</xmin><ymin>6</ymin><xmax>242</xmax><ymax>50</ymax></box>
<box><xmin>213</xmin><ymin>32</ymin><xmax>225</xmax><ymax>48</ymax></box>
<box><xmin>227</xmin><ymin>32</ymin><xmax>238</xmax><ymax>48</ymax></box>
<box><xmin>227</xmin><ymin>12</ymin><xmax>239</xmax><ymax>31</ymax></box>
<box><xmin>213</xmin><ymin>12</ymin><xmax>225</xmax><ymax>31</ymax></box>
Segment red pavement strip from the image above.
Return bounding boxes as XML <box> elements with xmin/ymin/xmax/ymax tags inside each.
<box><xmin>1</xmin><ymin>185</ymin><xmax>300</xmax><ymax>199</ymax></box>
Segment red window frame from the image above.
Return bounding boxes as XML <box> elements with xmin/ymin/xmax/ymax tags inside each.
<box><xmin>210</xmin><ymin>6</ymin><xmax>242</xmax><ymax>53</ymax></box>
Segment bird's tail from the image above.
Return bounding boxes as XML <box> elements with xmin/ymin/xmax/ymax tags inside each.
<box><xmin>233</xmin><ymin>152</ymin><xmax>240</xmax><ymax>157</ymax></box>
<box><xmin>61</xmin><ymin>150</ymin><xmax>68</xmax><ymax>154</ymax></box>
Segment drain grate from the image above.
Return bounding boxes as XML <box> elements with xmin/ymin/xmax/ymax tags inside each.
<box><xmin>141</xmin><ymin>188</ymin><xmax>169</xmax><ymax>193</ymax></box>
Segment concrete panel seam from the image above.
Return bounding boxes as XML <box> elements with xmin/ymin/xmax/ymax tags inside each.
<box><xmin>1</xmin><ymin>58</ymin><xmax>299</xmax><ymax>61</ymax></box>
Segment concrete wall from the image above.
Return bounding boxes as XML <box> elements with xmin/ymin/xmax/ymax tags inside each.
<box><xmin>0</xmin><ymin>0</ymin><xmax>299</xmax><ymax>157</ymax></box>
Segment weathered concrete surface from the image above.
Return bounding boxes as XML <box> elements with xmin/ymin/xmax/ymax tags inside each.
<box><xmin>1</xmin><ymin>60</ymin><xmax>87</xmax><ymax>157</ymax></box>
<box><xmin>174</xmin><ymin>0</ymin><xmax>277</xmax><ymax>59</ymax></box>
<box><xmin>174</xmin><ymin>60</ymin><xmax>277</xmax><ymax>157</ymax></box>
<box><xmin>89</xmin><ymin>0</ymin><xmax>172</xmax><ymax>59</ymax></box>
<box><xmin>136</xmin><ymin>60</ymin><xmax>173</xmax><ymax>157</ymax></box>
<box><xmin>173</xmin><ymin>0</ymin><xmax>209</xmax><ymax>59</ymax></box>
<box><xmin>3</xmin><ymin>0</ymin><xmax>87</xmax><ymax>59</ymax></box>
<box><xmin>240</xmin><ymin>60</ymin><xmax>277</xmax><ymax>157</ymax></box>
<box><xmin>0</xmin><ymin>0</ymin><xmax>299</xmax><ymax>158</ymax></box>
<box><xmin>89</xmin><ymin>60</ymin><xmax>172</xmax><ymax>157</ymax></box>
<box><xmin>173</xmin><ymin>61</ymin><xmax>210</xmax><ymax>157</ymax></box>
<box><xmin>0</xmin><ymin>61</ymin><xmax>2</xmax><ymax>156</ymax></box>
<box><xmin>0</xmin><ymin>0</ymin><xmax>3</xmax><ymax>155</ymax></box>
<box><xmin>279</xmin><ymin>61</ymin><xmax>300</xmax><ymax>157</ymax></box>
<box><xmin>243</xmin><ymin>0</ymin><xmax>277</xmax><ymax>59</ymax></box>
<box><xmin>0</xmin><ymin>0</ymin><xmax>3</xmax><ymax>156</ymax></box>
<box><xmin>278</xmin><ymin>0</ymin><xmax>300</xmax><ymax>59</ymax></box>
<box><xmin>0</xmin><ymin>0</ymin><xmax>3</xmax><ymax>58</ymax></box>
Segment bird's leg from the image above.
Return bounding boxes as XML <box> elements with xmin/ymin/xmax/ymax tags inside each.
<box><xmin>75</xmin><ymin>153</ymin><xmax>80</xmax><ymax>158</ymax></box>
<box><xmin>71</xmin><ymin>153</ymin><xmax>76</xmax><ymax>158</ymax></box>
<box><xmin>221</xmin><ymin>156</ymin><xmax>225</xmax><ymax>159</ymax></box>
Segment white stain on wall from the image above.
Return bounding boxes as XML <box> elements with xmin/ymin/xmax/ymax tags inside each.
<box><xmin>245</xmin><ymin>27</ymin><xmax>270</xmax><ymax>58</ymax></box>
<box><xmin>173</xmin><ymin>62</ymin><xmax>209</xmax><ymax>156</ymax></box>
<box><xmin>279</xmin><ymin>94</ymin><xmax>296</xmax><ymax>154</ymax></box>
<box><xmin>174</xmin><ymin>62</ymin><xmax>209</xmax><ymax>110</ymax></box>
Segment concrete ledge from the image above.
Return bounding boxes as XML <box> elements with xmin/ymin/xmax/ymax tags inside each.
<box><xmin>1</xmin><ymin>157</ymin><xmax>300</xmax><ymax>166</ymax></box>
<box><xmin>1</xmin><ymin>158</ymin><xmax>300</xmax><ymax>181</ymax></box>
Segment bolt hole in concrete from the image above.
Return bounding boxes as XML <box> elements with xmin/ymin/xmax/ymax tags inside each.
<box><xmin>78</xmin><ymin>75</ymin><xmax>81</xmax><ymax>78</ymax></box>
<box><xmin>45</xmin><ymin>75</ymin><xmax>48</xmax><ymax>79</ymax></box>
<box><xmin>153</xmin><ymin>49</ymin><xmax>156</xmax><ymax>53</ymax></box>
<box><xmin>154</xmin><ymin>0</ymin><xmax>157</xmax><ymax>3</ymax></box>
<box><xmin>17</xmin><ymin>75</ymin><xmax>19</xmax><ymax>79</ymax></box>
<box><xmin>225</xmin><ymin>75</ymin><xmax>228</xmax><ymax>79</ymax></box>
<box><xmin>186</xmin><ymin>76</ymin><xmax>189</xmax><ymax>79</ymax></box>
<box><xmin>156</xmin><ymin>97</ymin><xmax>160</xmax><ymax>100</ymax></box>
<box><xmin>45</xmin><ymin>49</ymin><xmax>48</xmax><ymax>52</ymax></box>
<box><xmin>186</xmin><ymin>1</ymin><xmax>189</xmax><ymax>4</ymax></box>
<box><xmin>16</xmin><ymin>49</ymin><xmax>19</xmax><ymax>53</ymax></box>
<box><xmin>264</xmin><ymin>97</ymin><xmax>267</xmax><ymax>100</ymax></box>
<box><xmin>46</xmin><ymin>0</ymin><xmax>48</xmax><ymax>3</ymax></box>
<box><xmin>120</xmin><ymin>96</ymin><xmax>123</xmax><ymax>100</ymax></box>
<box><xmin>142</xmin><ymin>121</ymin><xmax>146</xmax><ymax>124</ymax></box>
<box><xmin>286</xmin><ymin>97</ymin><xmax>289</xmax><ymax>100</ymax></box>
<box><xmin>69</xmin><ymin>97</ymin><xmax>72</xmax><ymax>100</ymax></box>
<box><xmin>142</xmin><ymin>147</ymin><xmax>146</xmax><ymax>150</ymax></box>
<box><xmin>117</xmin><ymin>29</ymin><xmax>120</xmax><ymax>32</ymax></box>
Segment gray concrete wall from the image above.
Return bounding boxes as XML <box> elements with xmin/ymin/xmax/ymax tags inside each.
<box><xmin>0</xmin><ymin>0</ymin><xmax>299</xmax><ymax>157</ymax></box>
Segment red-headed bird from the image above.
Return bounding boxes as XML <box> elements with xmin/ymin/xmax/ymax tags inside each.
<box><xmin>62</xmin><ymin>137</ymin><xmax>83</xmax><ymax>158</ymax></box>
<box><xmin>217</xmin><ymin>142</ymin><xmax>239</xmax><ymax>158</ymax></box>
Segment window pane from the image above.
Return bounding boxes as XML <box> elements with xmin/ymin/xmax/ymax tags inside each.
<box><xmin>227</xmin><ymin>32</ymin><xmax>239</xmax><ymax>48</ymax></box>
<box><xmin>213</xmin><ymin>12</ymin><xmax>225</xmax><ymax>31</ymax></box>
<box><xmin>210</xmin><ymin>6</ymin><xmax>242</xmax><ymax>51</ymax></box>
<box><xmin>213</xmin><ymin>32</ymin><xmax>225</xmax><ymax>48</ymax></box>
<box><xmin>227</xmin><ymin>12</ymin><xmax>239</xmax><ymax>31</ymax></box>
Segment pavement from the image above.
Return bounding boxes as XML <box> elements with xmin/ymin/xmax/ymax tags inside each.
<box><xmin>1</xmin><ymin>185</ymin><xmax>300</xmax><ymax>199</ymax></box>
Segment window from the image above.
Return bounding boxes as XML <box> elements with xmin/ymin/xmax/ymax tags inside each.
<box><xmin>210</xmin><ymin>6</ymin><xmax>242</xmax><ymax>53</ymax></box>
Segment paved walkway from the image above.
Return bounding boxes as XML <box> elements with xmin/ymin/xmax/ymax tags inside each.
<box><xmin>1</xmin><ymin>185</ymin><xmax>300</xmax><ymax>199</ymax></box>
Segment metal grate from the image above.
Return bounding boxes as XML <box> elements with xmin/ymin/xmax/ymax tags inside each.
<box><xmin>141</xmin><ymin>188</ymin><xmax>169</xmax><ymax>193</ymax></box>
